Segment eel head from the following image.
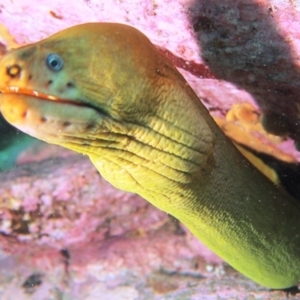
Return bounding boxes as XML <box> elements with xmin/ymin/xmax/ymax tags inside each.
<box><xmin>0</xmin><ymin>23</ymin><xmax>214</xmax><ymax>210</ymax></box>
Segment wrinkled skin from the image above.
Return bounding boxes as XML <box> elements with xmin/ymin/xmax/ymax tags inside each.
<box><xmin>0</xmin><ymin>23</ymin><xmax>299</xmax><ymax>289</ymax></box>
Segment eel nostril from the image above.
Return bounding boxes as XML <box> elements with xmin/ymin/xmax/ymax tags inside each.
<box><xmin>63</xmin><ymin>121</ymin><xmax>71</xmax><ymax>127</ymax></box>
<box><xmin>6</xmin><ymin>64</ymin><xmax>21</xmax><ymax>78</ymax></box>
<box><xmin>66</xmin><ymin>82</ymin><xmax>75</xmax><ymax>88</ymax></box>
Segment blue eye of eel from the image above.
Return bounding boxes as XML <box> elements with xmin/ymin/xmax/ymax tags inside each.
<box><xmin>46</xmin><ymin>53</ymin><xmax>64</xmax><ymax>72</ymax></box>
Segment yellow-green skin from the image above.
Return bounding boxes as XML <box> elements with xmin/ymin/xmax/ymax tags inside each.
<box><xmin>0</xmin><ymin>23</ymin><xmax>299</xmax><ymax>289</ymax></box>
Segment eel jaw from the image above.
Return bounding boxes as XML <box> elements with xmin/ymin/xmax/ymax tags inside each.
<box><xmin>0</xmin><ymin>86</ymin><xmax>104</xmax><ymax>146</ymax></box>
<box><xmin>0</xmin><ymin>86</ymin><xmax>82</xmax><ymax>105</ymax></box>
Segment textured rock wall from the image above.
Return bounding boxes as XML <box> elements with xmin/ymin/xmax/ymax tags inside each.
<box><xmin>0</xmin><ymin>1</ymin><xmax>299</xmax><ymax>299</ymax></box>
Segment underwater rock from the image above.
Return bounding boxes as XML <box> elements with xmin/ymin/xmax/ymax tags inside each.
<box><xmin>189</xmin><ymin>0</ymin><xmax>300</xmax><ymax>143</ymax></box>
<box><xmin>0</xmin><ymin>155</ymin><xmax>295</xmax><ymax>299</ymax></box>
<box><xmin>0</xmin><ymin>0</ymin><xmax>299</xmax><ymax>299</ymax></box>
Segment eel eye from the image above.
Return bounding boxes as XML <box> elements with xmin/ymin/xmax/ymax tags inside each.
<box><xmin>46</xmin><ymin>53</ymin><xmax>64</xmax><ymax>72</ymax></box>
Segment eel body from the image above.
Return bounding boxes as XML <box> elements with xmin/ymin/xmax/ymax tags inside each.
<box><xmin>0</xmin><ymin>23</ymin><xmax>299</xmax><ymax>289</ymax></box>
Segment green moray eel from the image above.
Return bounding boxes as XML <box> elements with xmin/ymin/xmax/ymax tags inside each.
<box><xmin>0</xmin><ymin>23</ymin><xmax>299</xmax><ymax>289</ymax></box>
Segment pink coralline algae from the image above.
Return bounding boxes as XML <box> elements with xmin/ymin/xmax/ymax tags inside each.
<box><xmin>0</xmin><ymin>154</ymin><xmax>224</xmax><ymax>299</ymax></box>
<box><xmin>0</xmin><ymin>154</ymin><xmax>294</xmax><ymax>299</ymax></box>
<box><xmin>0</xmin><ymin>0</ymin><xmax>300</xmax><ymax>299</ymax></box>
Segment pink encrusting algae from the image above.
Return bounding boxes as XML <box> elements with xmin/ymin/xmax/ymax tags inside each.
<box><xmin>0</xmin><ymin>0</ymin><xmax>300</xmax><ymax>299</ymax></box>
<box><xmin>0</xmin><ymin>154</ymin><xmax>294</xmax><ymax>299</ymax></box>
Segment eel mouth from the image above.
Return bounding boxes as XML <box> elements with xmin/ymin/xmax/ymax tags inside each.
<box><xmin>0</xmin><ymin>86</ymin><xmax>86</xmax><ymax>107</ymax></box>
<box><xmin>0</xmin><ymin>86</ymin><xmax>111</xmax><ymax>120</ymax></box>
<box><xmin>0</xmin><ymin>86</ymin><xmax>107</xmax><ymax>134</ymax></box>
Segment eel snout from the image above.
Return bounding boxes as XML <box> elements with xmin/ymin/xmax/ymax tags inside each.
<box><xmin>0</xmin><ymin>44</ymin><xmax>104</xmax><ymax>144</ymax></box>
<box><xmin>0</xmin><ymin>92</ymin><xmax>102</xmax><ymax>145</ymax></box>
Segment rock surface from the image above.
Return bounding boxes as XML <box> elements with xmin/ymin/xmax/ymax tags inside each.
<box><xmin>0</xmin><ymin>155</ymin><xmax>296</xmax><ymax>299</ymax></box>
<box><xmin>0</xmin><ymin>0</ymin><xmax>300</xmax><ymax>299</ymax></box>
